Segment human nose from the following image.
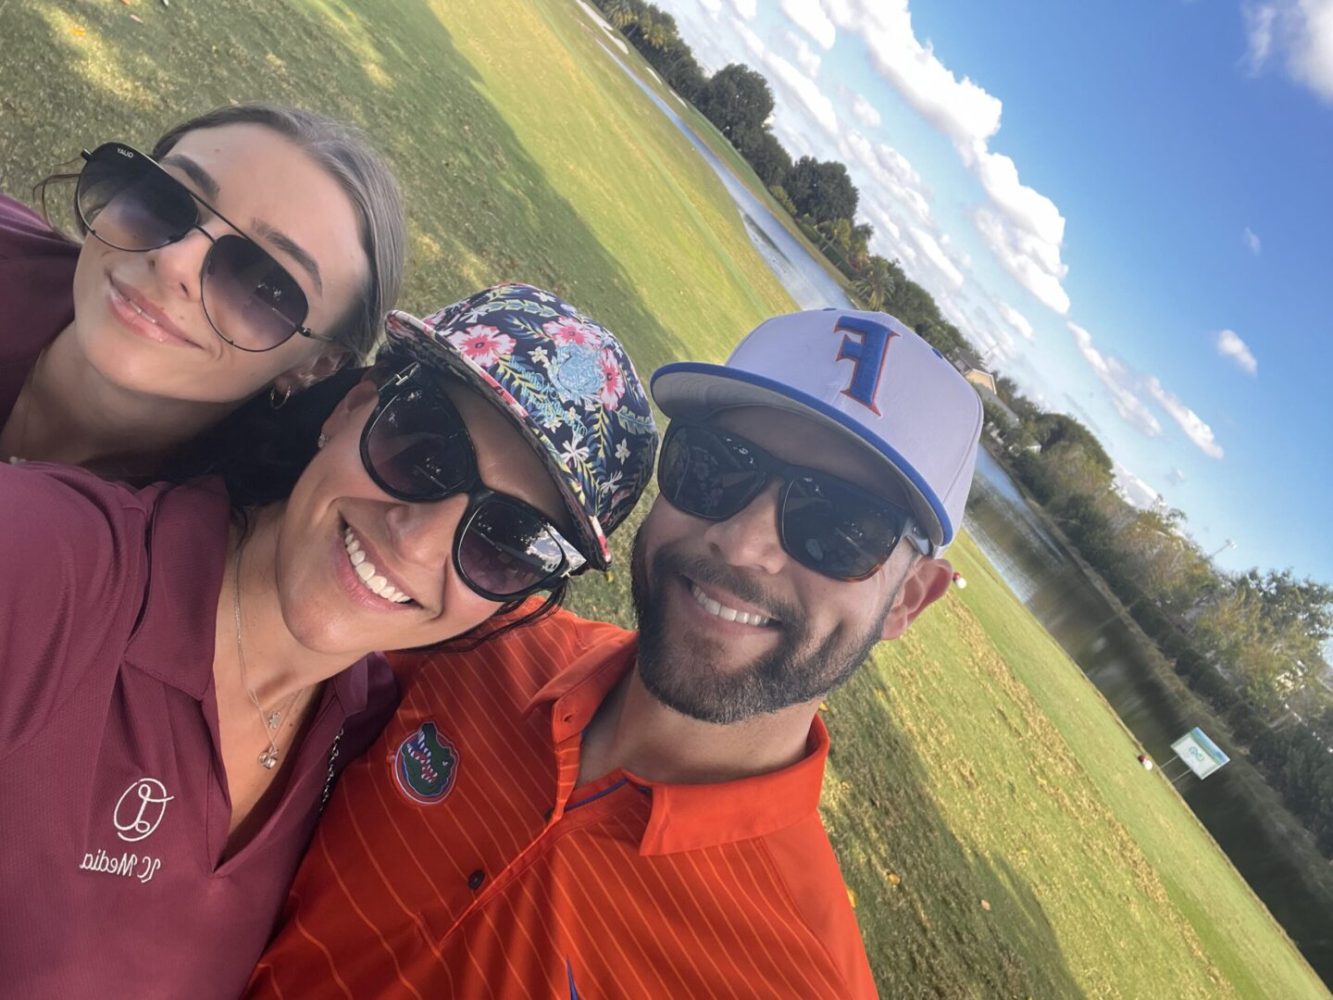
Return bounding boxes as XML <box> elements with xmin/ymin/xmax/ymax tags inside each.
<box><xmin>701</xmin><ymin>478</ymin><xmax>789</xmax><ymax>575</ymax></box>
<box><xmin>383</xmin><ymin>493</ymin><xmax>471</xmax><ymax>571</ymax></box>
<box><xmin>146</xmin><ymin>226</ymin><xmax>213</xmax><ymax>302</ymax></box>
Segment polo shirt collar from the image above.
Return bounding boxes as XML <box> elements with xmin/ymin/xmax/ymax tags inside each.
<box><xmin>527</xmin><ymin>633</ymin><xmax>830</xmax><ymax>857</ymax></box>
<box><xmin>121</xmin><ymin>478</ymin><xmax>373</xmax><ymax>716</ymax></box>
<box><xmin>124</xmin><ymin>480</ymin><xmax>232</xmax><ymax>701</ymax></box>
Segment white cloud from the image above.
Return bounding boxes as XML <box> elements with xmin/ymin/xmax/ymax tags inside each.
<box><xmin>734</xmin><ymin>17</ymin><xmax>765</xmax><ymax>58</ymax></box>
<box><xmin>1244</xmin><ymin>226</ymin><xmax>1262</xmax><ymax>253</ymax></box>
<box><xmin>1166</xmin><ymin>466</ymin><xmax>1187</xmax><ymax>486</ymax></box>
<box><xmin>815</xmin><ymin>0</ymin><xmax>1071</xmax><ymax>313</ymax></box>
<box><xmin>976</xmin><ymin>207</ymin><xmax>1071</xmax><ymax>314</ymax></box>
<box><xmin>1245</xmin><ymin>3</ymin><xmax>1278</xmax><ymax>72</ymax></box>
<box><xmin>865</xmin><ymin>201</ymin><xmax>904</xmax><ymax>245</ymax></box>
<box><xmin>841</xmin><ymin>131</ymin><xmax>932</xmax><ymax>225</ymax></box>
<box><xmin>729</xmin><ymin>0</ymin><xmax>757</xmax><ymax>20</ymax></box>
<box><xmin>960</xmin><ymin>299</ymin><xmax>1018</xmax><ymax>361</ymax></box>
<box><xmin>1067</xmin><ymin>322</ymin><xmax>1163</xmax><ymax>437</ymax></box>
<box><xmin>1244</xmin><ymin>0</ymin><xmax>1333</xmax><ymax>103</ymax></box>
<box><xmin>1114</xmin><ymin>461</ymin><xmax>1163</xmax><ymax>510</ymax></box>
<box><xmin>763</xmin><ymin>53</ymin><xmax>840</xmax><ymax>136</ymax></box>
<box><xmin>1143</xmin><ymin>377</ymin><xmax>1225</xmax><ymax>459</ymax></box>
<box><xmin>823</xmin><ymin>1</ymin><xmax>1000</xmax><ymax>144</ymax></box>
<box><xmin>851</xmin><ymin>92</ymin><xmax>882</xmax><ymax>128</ymax></box>
<box><xmin>1215</xmin><ymin>328</ymin><xmax>1259</xmax><ymax>375</ymax></box>
<box><xmin>996</xmin><ymin>300</ymin><xmax>1035</xmax><ymax>342</ymax></box>
<box><xmin>786</xmin><ymin>31</ymin><xmax>822</xmax><ymax>77</ymax></box>
<box><xmin>781</xmin><ymin>0</ymin><xmax>837</xmax><ymax>49</ymax></box>
<box><xmin>909</xmin><ymin>225</ymin><xmax>966</xmax><ymax>288</ymax></box>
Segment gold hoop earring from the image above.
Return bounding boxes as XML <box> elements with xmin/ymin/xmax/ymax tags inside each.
<box><xmin>269</xmin><ymin>384</ymin><xmax>293</xmax><ymax>410</ymax></box>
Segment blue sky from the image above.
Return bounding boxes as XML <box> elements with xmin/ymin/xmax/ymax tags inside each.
<box><xmin>651</xmin><ymin>0</ymin><xmax>1333</xmax><ymax>584</ymax></box>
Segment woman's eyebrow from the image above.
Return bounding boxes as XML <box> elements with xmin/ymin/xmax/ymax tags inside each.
<box><xmin>161</xmin><ymin>153</ymin><xmax>220</xmax><ymax>201</ymax></box>
<box><xmin>253</xmin><ymin>222</ymin><xmax>323</xmax><ymax>295</ymax></box>
<box><xmin>161</xmin><ymin>152</ymin><xmax>323</xmax><ymax>295</ymax></box>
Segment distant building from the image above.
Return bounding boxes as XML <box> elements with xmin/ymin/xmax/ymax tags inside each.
<box><xmin>963</xmin><ymin>368</ymin><xmax>997</xmax><ymax>394</ymax></box>
<box><xmin>962</xmin><ymin>368</ymin><xmax>1022</xmax><ymax>432</ymax></box>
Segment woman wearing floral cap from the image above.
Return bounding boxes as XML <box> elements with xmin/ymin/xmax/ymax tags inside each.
<box><xmin>0</xmin><ymin>283</ymin><xmax>657</xmax><ymax>999</ymax></box>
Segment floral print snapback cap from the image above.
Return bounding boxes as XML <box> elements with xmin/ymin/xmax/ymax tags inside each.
<box><xmin>382</xmin><ymin>283</ymin><xmax>658</xmax><ymax>570</ymax></box>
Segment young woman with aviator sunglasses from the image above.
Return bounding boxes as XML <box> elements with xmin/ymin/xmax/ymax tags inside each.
<box><xmin>0</xmin><ymin>283</ymin><xmax>658</xmax><ymax>999</ymax></box>
<box><xmin>0</xmin><ymin>102</ymin><xmax>404</xmax><ymax>479</ymax></box>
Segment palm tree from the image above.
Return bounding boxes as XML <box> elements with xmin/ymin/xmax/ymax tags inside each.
<box><xmin>853</xmin><ymin>257</ymin><xmax>896</xmax><ymax>311</ymax></box>
<box><xmin>646</xmin><ymin>21</ymin><xmax>671</xmax><ymax>49</ymax></box>
<box><xmin>604</xmin><ymin>0</ymin><xmax>635</xmax><ymax>30</ymax></box>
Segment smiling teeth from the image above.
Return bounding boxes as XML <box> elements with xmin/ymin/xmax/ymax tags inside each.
<box><xmin>128</xmin><ymin>298</ymin><xmax>159</xmax><ymax>324</ymax></box>
<box><xmin>343</xmin><ymin>527</ymin><xmax>412</xmax><ymax>604</ymax></box>
<box><xmin>690</xmin><ymin>583</ymin><xmax>771</xmax><ymax>626</ymax></box>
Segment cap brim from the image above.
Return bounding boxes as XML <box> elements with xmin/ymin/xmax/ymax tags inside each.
<box><xmin>652</xmin><ymin>361</ymin><xmax>951</xmax><ymax>550</ymax></box>
<box><xmin>382</xmin><ymin>311</ymin><xmax>607</xmax><ymax>570</ymax></box>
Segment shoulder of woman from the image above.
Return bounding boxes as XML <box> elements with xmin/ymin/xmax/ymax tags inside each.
<box><xmin>0</xmin><ymin>464</ymin><xmax>161</xmax><ymax>756</ymax></box>
<box><xmin>0</xmin><ymin>194</ymin><xmax>78</xmax><ymax>261</ymax></box>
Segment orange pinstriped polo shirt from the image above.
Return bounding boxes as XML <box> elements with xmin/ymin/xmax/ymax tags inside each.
<box><xmin>249</xmin><ymin>609</ymin><xmax>877</xmax><ymax>998</ymax></box>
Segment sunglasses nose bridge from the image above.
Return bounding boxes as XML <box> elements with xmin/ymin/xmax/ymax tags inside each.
<box><xmin>702</xmin><ymin>477</ymin><xmax>789</xmax><ymax>575</ymax></box>
<box><xmin>146</xmin><ymin>223</ymin><xmax>216</xmax><ymax>300</ymax></box>
<box><xmin>383</xmin><ymin>491</ymin><xmax>473</xmax><ymax>569</ymax></box>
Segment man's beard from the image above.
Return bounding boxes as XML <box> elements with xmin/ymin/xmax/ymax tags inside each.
<box><xmin>629</xmin><ymin>526</ymin><xmax>895</xmax><ymax>725</ymax></box>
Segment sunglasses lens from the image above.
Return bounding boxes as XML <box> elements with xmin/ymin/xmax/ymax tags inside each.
<box><xmin>659</xmin><ymin>425</ymin><xmax>766</xmax><ymax>520</ymax></box>
<box><xmin>458</xmin><ymin>500</ymin><xmax>566</xmax><ymax>598</ymax></box>
<box><xmin>782</xmin><ymin>475</ymin><xmax>903</xmax><ymax>579</ymax></box>
<box><xmin>364</xmin><ymin>386</ymin><xmax>474</xmax><ymax>501</ymax></box>
<box><xmin>77</xmin><ymin>146</ymin><xmax>194</xmax><ymax>249</ymax></box>
<box><xmin>203</xmin><ymin>235</ymin><xmax>310</xmax><ymax>350</ymax></box>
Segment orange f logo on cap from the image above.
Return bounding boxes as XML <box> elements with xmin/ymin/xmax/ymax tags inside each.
<box><xmin>835</xmin><ymin>316</ymin><xmax>897</xmax><ymax>415</ymax></box>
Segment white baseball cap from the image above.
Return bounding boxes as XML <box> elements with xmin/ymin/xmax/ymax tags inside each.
<box><xmin>651</xmin><ymin>308</ymin><xmax>982</xmax><ymax>552</ymax></box>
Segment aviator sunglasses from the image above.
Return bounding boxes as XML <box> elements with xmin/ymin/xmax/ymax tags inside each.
<box><xmin>657</xmin><ymin>421</ymin><xmax>930</xmax><ymax>581</ymax></box>
<box><xmin>360</xmin><ymin>363</ymin><xmax>587</xmax><ymax>601</ymax></box>
<box><xmin>76</xmin><ymin>142</ymin><xmax>332</xmax><ymax>352</ymax></box>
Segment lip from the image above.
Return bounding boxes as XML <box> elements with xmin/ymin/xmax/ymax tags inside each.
<box><xmin>107</xmin><ymin>276</ymin><xmax>202</xmax><ymax>349</ymax></box>
<box><xmin>333</xmin><ymin>518</ymin><xmax>426</xmax><ymax>612</ymax></box>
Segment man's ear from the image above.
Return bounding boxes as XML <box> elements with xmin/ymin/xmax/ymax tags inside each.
<box><xmin>880</xmin><ymin>556</ymin><xmax>954</xmax><ymax>640</ymax></box>
<box><xmin>320</xmin><ymin>375</ymin><xmax>379</xmax><ymax>442</ymax></box>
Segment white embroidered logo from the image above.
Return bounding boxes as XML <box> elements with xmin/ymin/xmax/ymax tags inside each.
<box><xmin>113</xmin><ymin>778</ymin><xmax>174</xmax><ymax>843</ymax></box>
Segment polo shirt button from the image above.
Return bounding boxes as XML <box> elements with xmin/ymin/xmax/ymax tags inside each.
<box><xmin>467</xmin><ymin>869</ymin><xmax>486</xmax><ymax>891</ymax></box>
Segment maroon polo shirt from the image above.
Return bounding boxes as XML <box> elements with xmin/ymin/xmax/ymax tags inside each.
<box><xmin>0</xmin><ymin>193</ymin><xmax>79</xmax><ymax>422</ymax></box>
<box><xmin>0</xmin><ymin>462</ymin><xmax>398</xmax><ymax>999</ymax></box>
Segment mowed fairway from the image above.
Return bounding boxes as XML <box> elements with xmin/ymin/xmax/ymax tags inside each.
<box><xmin>1</xmin><ymin>0</ymin><xmax>1326</xmax><ymax>996</ymax></box>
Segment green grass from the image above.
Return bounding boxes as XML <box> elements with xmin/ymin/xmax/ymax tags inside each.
<box><xmin>818</xmin><ymin>535</ymin><xmax>1327</xmax><ymax>998</ymax></box>
<box><xmin>1</xmin><ymin>1</ymin><xmax>1326</xmax><ymax>996</ymax></box>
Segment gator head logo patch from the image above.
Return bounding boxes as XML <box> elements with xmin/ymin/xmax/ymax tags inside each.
<box><xmin>393</xmin><ymin>722</ymin><xmax>460</xmax><ymax>805</ymax></box>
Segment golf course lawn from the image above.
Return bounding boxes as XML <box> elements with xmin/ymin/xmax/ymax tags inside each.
<box><xmin>1</xmin><ymin>0</ymin><xmax>1326</xmax><ymax>995</ymax></box>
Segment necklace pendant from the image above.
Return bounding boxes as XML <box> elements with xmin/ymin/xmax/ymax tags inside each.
<box><xmin>258</xmin><ymin>748</ymin><xmax>279</xmax><ymax>770</ymax></box>
<box><xmin>265</xmin><ymin>710</ymin><xmax>282</xmax><ymax>730</ymax></box>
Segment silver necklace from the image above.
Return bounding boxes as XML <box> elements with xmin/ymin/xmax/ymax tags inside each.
<box><xmin>4</xmin><ymin>349</ymin><xmax>45</xmax><ymax>465</ymax></box>
<box><xmin>232</xmin><ymin>545</ymin><xmax>304</xmax><ymax>769</ymax></box>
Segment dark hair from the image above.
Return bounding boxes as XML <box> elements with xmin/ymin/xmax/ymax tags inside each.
<box><xmin>419</xmin><ymin>586</ymin><xmax>570</xmax><ymax>653</ymax></box>
<box><xmin>163</xmin><ymin>364</ymin><xmax>368</xmax><ymax>509</ymax></box>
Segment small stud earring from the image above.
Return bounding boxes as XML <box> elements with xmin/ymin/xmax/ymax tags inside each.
<box><xmin>317</xmin><ymin>432</ymin><xmax>328</xmax><ymax>449</ymax></box>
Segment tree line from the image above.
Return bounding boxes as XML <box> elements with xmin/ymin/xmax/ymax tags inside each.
<box><xmin>592</xmin><ymin>0</ymin><xmax>1333</xmax><ymax>855</ymax></box>
<box><xmin>593</xmin><ymin>0</ymin><xmax>935</xmax><ymax>328</ymax></box>
<box><xmin>993</xmin><ymin>377</ymin><xmax>1333</xmax><ymax>854</ymax></box>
